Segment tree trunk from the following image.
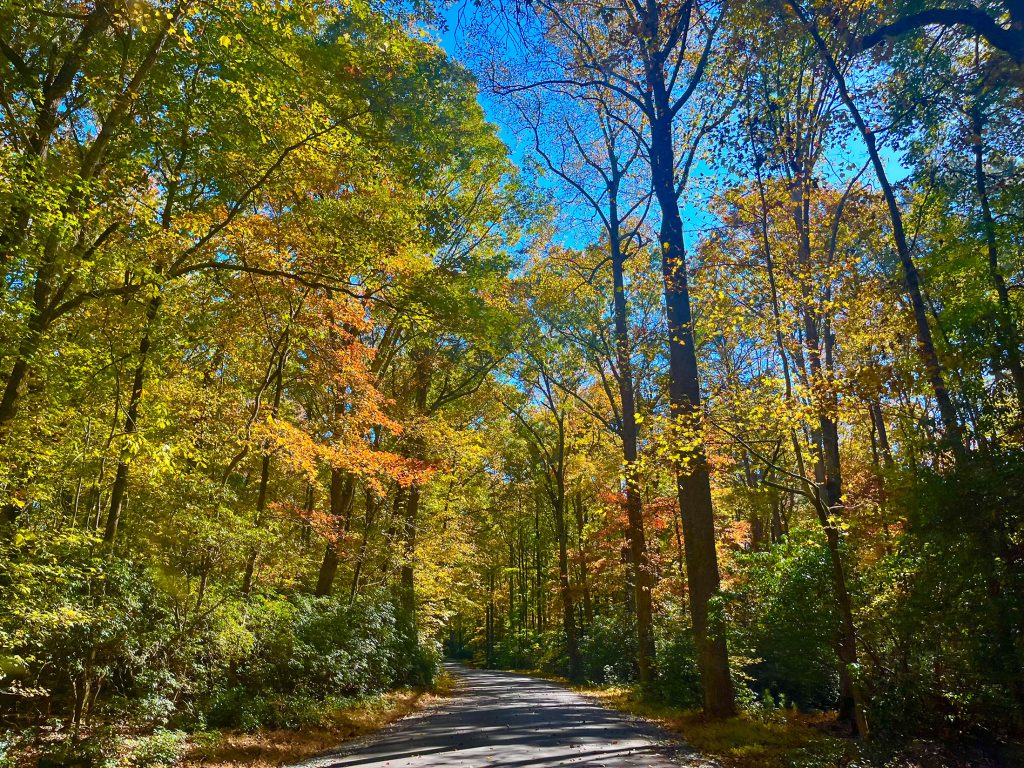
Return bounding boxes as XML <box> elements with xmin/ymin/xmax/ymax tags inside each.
<box><xmin>575</xmin><ymin>493</ymin><xmax>594</xmax><ymax>627</ymax></box>
<box><xmin>349</xmin><ymin>488</ymin><xmax>378</xmax><ymax>601</ymax></box>
<box><xmin>243</xmin><ymin>342</ymin><xmax>287</xmax><ymax>595</ymax></box>
<box><xmin>792</xmin><ymin>3</ymin><xmax>965</xmax><ymax>457</ymax></box>
<box><xmin>649</xmin><ymin>107</ymin><xmax>735</xmax><ymax>717</ymax></box>
<box><xmin>397</xmin><ymin>356</ymin><xmax>432</xmax><ymax>628</ymax></box>
<box><xmin>315</xmin><ymin>473</ymin><xmax>355</xmax><ymax>596</ymax></box>
<box><xmin>103</xmin><ymin>294</ymin><xmax>162</xmax><ymax>543</ymax></box>
<box><xmin>552</xmin><ymin>475</ymin><xmax>582</xmax><ymax>681</ymax></box>
<box><xmin>971</xmin><ymin>106</ymin><xmax>1024</xmax><ymax>417</ymax></box>
<box><xmin>0</xmin><ymin>312</ymin><xmax>46</xmax><ymax>434</ymax></box>
<box><xmin>609</xmin><ymin>218</ymin><xmax>657</xmax><ymax>688</ymax></box>
<box><xmin>486</xmin><ymin>569</ymin><xmax>496</xmax><ymax>667</ymax></box>
<box><xmin>791</xmin><ymin>175</ymin><xmax>869</xmax><ymax>736</ymax></box>
<box><xmin>399</xmin><ymin>482</ymin><xmax>420</xmax><ymax>622</ymax></box>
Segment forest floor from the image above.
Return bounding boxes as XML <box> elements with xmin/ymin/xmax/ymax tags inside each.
<box><xmin>573</xmin><ymin>682</ymin><xmax>1015</xmax><ymax>768</ymax></box>
<box><xmin>577</xmin><ymin>685</ymin><xmax>852</xmax><ymax>768</ymax></box>
<box><xmin>182</xmin><ymin>674</ymin><xmax>457</xmax><ymax>768</ymax></box>
<box><xmin>501</xmin><ymin>669</ymin><xmax>1013</xmax><ymax>768</ymax></box>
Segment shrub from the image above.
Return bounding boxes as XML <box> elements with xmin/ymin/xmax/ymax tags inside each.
<box><xmin>860</xmin><ymin>452</ymin><xmax>1024</xmax><ymax>741</ymax></box>
<box><xmin>125</xmin><ymin>729</ymin><xmax>188</xmax><ymax>768</ymax></box>
<box><xmin>652</xmin><ymin>599</ymin><xmax>702</xmax><ymax>708</ymax></box>
<box><xmin>489</xmin><ymin>627</ymin><xmax>544</xmax><ymax>670</ymax></box>
<box><xmin>200</xmin><ymin>589</ymin><xmax>436</xmax><ymax>730</ymax></box>
<box><xmin>730</xmin><ymin>530</ymin><xmax>841</xmax><ymax>711</ymax></box>
<box><xmin>579</xmin><ymin>611</ymin><xmax>637</xmax><ymax>685</ymax></box>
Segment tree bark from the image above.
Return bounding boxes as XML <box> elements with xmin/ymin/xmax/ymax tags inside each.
<box><xmin>242</xmin><ymin>342</ymin><xmax>287</xmax><ymax>595</ymax></box>
<box><xmin>609</xmin><ymin>215</ymin><xmax>657</xmax><ymax>688</ymax></box>
<box><xmin>315</xmin><ymin>473</ymin><xmax>356</xmax><ymax>596</ymax></box>
<box><xmin>349</xmin><ymin>488</ymin><xmax>378</xmax><ymax>601</ymax></box>
<box><xmin>103</xmin><ymin>294</ymin><xmax>161</xmax><ymax>543</ymax></box>
<box><xmin>971</xmin><ymin>106</ymin><xmax>1024</xmax><ymax>417</ymax></box>
<box><xmin>399</xmin><ymin>482</ymin><xmax>420</xmax><ymax>622</ymax></box>
<box><xmin>649</xmin><ymin>107</ymin><xmax>736</xmax><ymax>717</ymax></box>
<box><xmin>552</xmin><ymin>466</ymin><xmax>582</xmax><ymax>681</ymax></box>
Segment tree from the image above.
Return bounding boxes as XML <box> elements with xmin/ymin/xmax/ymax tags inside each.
<box><xmin>472</xmin><ymin>0</ymin><xmax>739</xmax><ymax>715</ymax></box>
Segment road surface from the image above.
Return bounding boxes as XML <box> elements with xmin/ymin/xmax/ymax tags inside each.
<box><xmin>299</xmin><ymin>663</ymin><xmax>716</xmax><ymax>767</ymax></box>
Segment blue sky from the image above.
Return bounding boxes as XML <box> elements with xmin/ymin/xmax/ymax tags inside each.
<box><xmin>429</xmin><ymin>5</ymin><xmax>911</xmax><ymax>254</ymax></box>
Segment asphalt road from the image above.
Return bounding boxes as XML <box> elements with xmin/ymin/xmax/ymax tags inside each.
<box><xmin>300</xmin><ymin>663</ymin><xmax>716</xmax><ymax>768</ymax></box>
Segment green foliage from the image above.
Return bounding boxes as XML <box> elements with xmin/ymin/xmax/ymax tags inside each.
<box><xmin>0</xmin><ymin>0</ymin><xmax>521</xmax><ymax>756</ymax></box>
<box><xmin>731</xmin><ymin>530</ymin><xmax>841</xmax><ymax>711</ymax></box>
<box><xmin>861</xmin><ymin>452</ymin><xmax>1024</xmax><ymax>740</ymax></box>
<box><xmin>579</xmin><ymin>611</ymin><xmax>637</xmax><ymax>685</ymax></box>
<box><xmin>651</xmin><ymin>600</ymin><xmax>703</xmax><ymax>709</ymax></box>
<box><xmin>0</xmin><ymin>528</ymin><xmax>435</xmax><ymax>734</ymax></box>
<box><xmin>488</xmin><ymin>627</ymin><xmax>546</xmax><ymax>671</ymax></box>
<box><xmin>4</xmin><ymin>0</ymin><xmax>1024</xmax><ymax>761</ymax></box>
<box><xmin>125</xmin><ymin>729</ymin><xmax>189</xmax><ymax>768</ymax></box>
<box><xmin>225</xmin><ymin>593</ymin><xmax>406</xmax><ymax>699</ymax></box>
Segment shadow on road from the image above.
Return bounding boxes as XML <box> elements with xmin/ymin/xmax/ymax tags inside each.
<box><xmin>299</xmin><ymin>664</ymin><xmax>715</xmax><ymax>767</ymax></box>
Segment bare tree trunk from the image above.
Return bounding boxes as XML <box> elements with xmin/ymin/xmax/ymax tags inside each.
<box><xmin>315</xmin><ymin>473</ymin><xmax>355</xmax><ymax>596</ymax></box>
<box><xmin>649</xmin><ymin>109</ymin><xmax>735</xmax><ymax>717</ymax></box>
<box><xmin>486</xmin><ymin>569</ymin><xmax>496</xmax><ymax>667</ymax></box>
<box><xmin>103</xmin><ymin>294</ymin><xmax>161</xmax><ymax>543</ymax></box>
<box><xmin>552</xmin><ymin>474</ymin><xmax>582</xmax><ymax>681</ymax></box>
<box><xmin>971</xmin><ymin>106</ymin><xmax>1024</xmax><ymax>416</ymax></box>
<box><xmin>791</xmin><ymin>176</ymin><xmax>869</xmax><ymax>736</ymax></box>
<box><xmin>395</xmin><ymin>355</ymin><xmax>432</xmax><ymax>658</ymax></box>
<box><xmin>574</xmin><ymin>492</ymin><xmax>595</xmax><ymax>626</ymax></box>
<box><xmin>399</xmin><ymin>483</ymin><xmax>420</xmax><ymax>622</ymax></box>
<box><xmin>349</xmin><ymin>488</ymin><xmax>378</xmax><ymax>601</ymax></box>
<box><xmin>609</xmin><ymin>217</ymin><xmax>657</xmax><ymax>688</ymax></box>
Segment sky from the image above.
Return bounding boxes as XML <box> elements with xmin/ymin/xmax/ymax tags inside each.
<box><xmin>428</xmin><ymin>3</ymin><xmax>912</xmax><ymax>254</ymax></box>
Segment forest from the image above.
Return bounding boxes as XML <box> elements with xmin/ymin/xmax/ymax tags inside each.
<box><xmin>0</xmin><ymin>0</ymin><xmax>1022</xmax><ymax>766</ymax></box>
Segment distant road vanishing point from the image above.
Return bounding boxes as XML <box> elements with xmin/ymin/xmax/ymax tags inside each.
<box><xmin>297</xmin><ymin>663</ymin><xmax>718</xmax><ymax>768</ymax></box>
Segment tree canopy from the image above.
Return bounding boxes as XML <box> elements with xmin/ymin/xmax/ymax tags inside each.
<box><xmin>2</xmin><ymin>0</ymin><xmax>1023</xmax><ymax>765</ymax></box>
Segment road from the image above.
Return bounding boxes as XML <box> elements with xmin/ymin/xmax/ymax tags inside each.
<box><xmin>299</xmin><ymin>663</ymin><xmax>716</xmax><ymax>767</ymax></box>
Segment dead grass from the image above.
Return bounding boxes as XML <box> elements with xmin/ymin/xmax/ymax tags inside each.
<box><xmin>579</xmin><ymin>686</ymin><xmax>856</xmax><ymax>768</ymax></box>
<box><xmin>183</xmin><ymin>673</ymin><xmax>456</xmax><ymax>768</ymax></box>
<box><xmin>490</xmin><ymin>668</ymin><xmax>855</xmax><ymax>767</ymax></box>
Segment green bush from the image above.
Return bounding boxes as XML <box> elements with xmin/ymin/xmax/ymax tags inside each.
<box><xmin>730</xmin><ymin>530</ymin><xmax>840</xmax><ymax>711</ymax></box>
<box><xmin>125</xmin><ymin>729</ymin><xmax>188</xmax><ymax>768</ymax></box>
<box><xmin>860</xmin><ymin>452</ymin><xmax>1024</xmax><ymax>740</ymax></box>
<box><xmin>204</xmin><ymin>691</ymin><xmax>348</xmax><ymax>730</ymax></box>
<box><xmin>488</xmin><ymin>626</ymin><xmax>544</xmax><ymax>670</ymax></box>
<box><xmin>239</xmin><ymin>592</ymin><xmax>402</xmax><ymax>696</ymax></box>
<box><xmin>579</xmin><ymin>611</ymin><xmax>637</xmax><ymax>685</ymax></box>
<box><xmin>201</xmin><ymin>590</ymin><xmax>433</xmax><ymax>730</ymax></box>
<box><xmin>1</xmin><ymin>527</ymin><xmax>434</xmax><ymax>739</ymax></box>
<box><xmin>652</xmin><ymin>599</ymin><xmax>702</xmax><ymax>708</ymax></box>
<box><xmin>36</xmin><ymin>727</ymin><xmax>122</xmax><ymax>768</ymax></box>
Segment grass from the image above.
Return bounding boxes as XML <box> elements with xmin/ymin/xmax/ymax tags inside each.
<box><xmin>574</xmin><ymin>686</ymin><xmax>857</xmax><ymax>768</ymax></box>
<box><xmin>182</xmin><ymin>672</ymin><xmax>456</xmax><ymax>768</ymax></box>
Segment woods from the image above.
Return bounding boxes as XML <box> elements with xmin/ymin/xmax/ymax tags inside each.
<box><xmin>1</xmin><ymin>0</ymin><xmax>1023</xmax><ymax>766</ymax></box>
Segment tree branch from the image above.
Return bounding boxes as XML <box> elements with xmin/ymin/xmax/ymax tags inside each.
<box><xmin>861</xmin><ymin>7</ymin><xmax>1024</xmax><ymax>62</ymax></box>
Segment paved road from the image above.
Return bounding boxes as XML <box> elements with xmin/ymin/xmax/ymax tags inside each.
<box><xmin>300</xmin><ymin>663</ymin><xmax>715</xmax><ymax>768</ymax></box>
